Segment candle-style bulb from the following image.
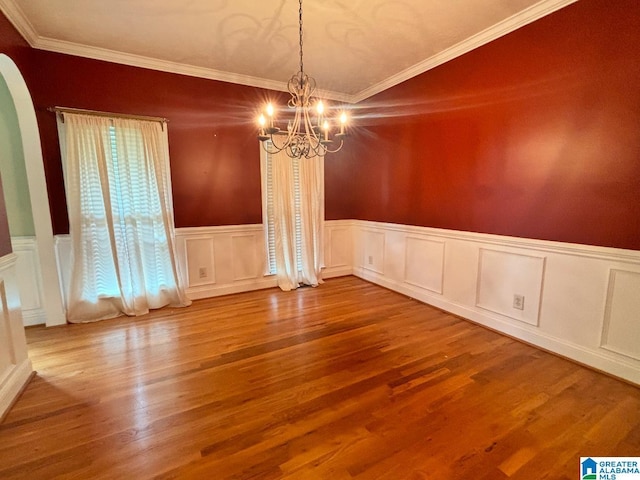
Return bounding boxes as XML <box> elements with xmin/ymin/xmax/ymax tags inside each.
<box><xmin>258</xmin><ymin>114</ymin><xmax>267</xmax><ymax>139</ymax></box>
<box><xmin>266</xmin><ymin>103</ymin><xmax>274</xmax><ymax>117</ymax></box>
<box><xmin>339</xmin><ymin>112</ymin><xmax>347</xmax><ymax>135</ymax></box>
<box><xmin>317</xmin><ymin>101</ymin><xmax>324</xmax><ymax>115</ymax></box>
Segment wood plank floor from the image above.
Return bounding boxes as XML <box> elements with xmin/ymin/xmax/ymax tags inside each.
<box><xmin>0</xmin><ymin>276</ymin><xmax>638</xmax><ymax>479</ymax></box>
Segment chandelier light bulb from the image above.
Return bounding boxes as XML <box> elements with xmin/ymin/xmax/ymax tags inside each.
<box><xmin>339</xmin><ymin>112</ymin><xmax>347</xmax><ymax>135</ymax></box>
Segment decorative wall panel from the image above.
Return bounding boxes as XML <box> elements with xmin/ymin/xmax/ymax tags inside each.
<box><xmin>231</xmin><ymin>234</ymin><xmax>258</xmax><ymax>281</ymax></box>
<box><xmin>185</xmin><ymin>237</ymin><xmax>216</xmax><ymax>287</ymax></box>
<box><xmin>404</xmin><ymin>236</ymin><xmax>445</xmax><ymax>294</ymax></box>
<box><xmin>476</xmin><ymin>248</ymin><xmax>545</xmax><ymax>326</ymax></box>
<box><xmin>362</xmin><ymin>230</ymin><xmax>385</xmax><ymax>274</ymax></box>
<box><xmin>601</xmin><ymin>269</ymin><xmax>640</xmax><ymax>360</ymax></box>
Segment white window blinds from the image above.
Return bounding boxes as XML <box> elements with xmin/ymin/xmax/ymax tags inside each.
<box><xmin>260</xmin><ymin>144</ymin><xmax>325</xmax><ymax>291</ymax></box>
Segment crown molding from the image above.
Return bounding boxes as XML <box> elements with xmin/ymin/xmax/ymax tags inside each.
<box><xmin>0</xmin><ymin>0</ymin><xmax>576</xmax><ymax>104</ymax></box>
<box><xmin>350</xmin><ymin>0</ymin><xmax>578</xmax><ymax>103</ymax></box>
<box><xmin>34</xmin><ymin>36</ymin><xmax>294</xmax><ymax>92</ymax></box>
<box><xmin>33</xmin><ymin>34</ymin><xmax>357</xmax><ymax>103</ymax></box>
<box><xmin>0</xmin><ymin>0</ymin><xmax>38</xmax><ymax>45</ymax></box>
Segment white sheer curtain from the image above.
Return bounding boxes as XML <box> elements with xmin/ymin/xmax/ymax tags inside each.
<box><xmin>57</xmin><ymin>113</ymin><xmax>191</xmax><ymax>322</ymax></box>
<box><xmin>263</xmin><ymin>148</ymin><xmax>324</xmax><ymax>291</ymax></box>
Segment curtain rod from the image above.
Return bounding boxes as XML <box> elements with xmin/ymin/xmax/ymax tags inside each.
<box><xmin>48</xmin><ymin>106</ymin><xmax>168</xmax><ymax>124</ymax></box>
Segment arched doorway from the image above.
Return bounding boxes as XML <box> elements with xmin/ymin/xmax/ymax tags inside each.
<box><xmin>0</xmin><ymin>54</ymin><xmax>65</xmax><ymax>327</ymax></box>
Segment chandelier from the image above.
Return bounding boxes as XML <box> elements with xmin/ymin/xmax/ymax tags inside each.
<box><xmin>257</xmin><ymin>0</ymin><xmax>348</xmax><ymax>158</ymax></box>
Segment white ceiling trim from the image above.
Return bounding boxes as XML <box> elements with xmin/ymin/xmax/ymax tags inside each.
<box><xmin>31</xmin><ymin>36</ymin><xmax>355</xmax><ymax>103</ymax></box>
<box><xmin>351</xmin><ymin>0</ymin><xmax>579</xmax><ymax>103</ymax></box>
<box><xmin>0</xmin><ymin>0</ymin><xmax>577</xmax><ymax>104</ymax></box>
<box><xmin>34</xmin><ymin>36</ymin><xmax>299</xmax><ymax>96</ymax></box>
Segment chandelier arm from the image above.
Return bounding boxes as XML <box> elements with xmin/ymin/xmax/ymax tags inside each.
<box><xmin>321</xmin><ymin>139</ymin><xmax>345</xmax><ymax>154</ymax></box>
<box><xmin>261</xmin><ymin>137</ymin><xmax>286</xmax><ymax>155</ymax></box>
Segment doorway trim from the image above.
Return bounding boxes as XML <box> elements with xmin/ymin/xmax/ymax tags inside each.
<box><xmin>0</xmin><ymin>54</ymin><xmax>65</xmax><ymax>326</ymax></box>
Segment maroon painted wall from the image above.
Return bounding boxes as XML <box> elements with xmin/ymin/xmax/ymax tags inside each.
<box><xmin>1</xmin><ymin>12</ymin><xmax>278</xmax><ymax>234</ymax></box>
<box><xmin>2</xmin><ymin>0</ymin><xmax>640</xmax><ymax>250</ymax></box>
<box><xmin>0</xmin><ymin>12</ymin><xmax>30</xmax><ymax>70</ymax></box>
<box><xmin>25</xmin><ymin>50</ymin><xmax>275</xmax><ymax>234</ymax></box>
<box><xmin>327</xmin><ymin>0</ymin><xmax>640</xmax><ymax>250</ymax></box>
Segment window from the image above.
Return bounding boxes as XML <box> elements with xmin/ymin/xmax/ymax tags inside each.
<box><xmin>259</xmin><ymin>143</ymin><xmax>325</xmax><ymax>291</ymax></box>
<box><xmin>262</xmin><ymin>144</ymin><xmax>304</xmax><ymax>274</ymax></box>
<box><xmin>57</xmin><ymin>112</ymin><xmax>190</xmax><ymax>321</ymax></box>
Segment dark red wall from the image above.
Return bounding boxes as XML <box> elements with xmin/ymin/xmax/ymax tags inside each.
<box><xmin>2</xmin><ymin>0</ymin><xmax>640</xmax><ymax>250</ymax></box>
<box><xmin>0</xmin><ymin>12</ymin><xmax>30</xmax><ymax>70</ymax></box>
<box><xmin>327</xmin><ymin>0</ymin><xmax>640</xmax><ymax>250</ymax></box>
<box><xmin>25</xmin><ymin>50</ymin><xmax>276</xmax><ymax>234</ymax></box>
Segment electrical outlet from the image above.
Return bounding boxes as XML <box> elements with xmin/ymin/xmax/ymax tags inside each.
<box><xmin>368</xmin><ymin>255</ymin><xmax>373</xmax><ymax>265</ymax></box>
<box><xmin>199</xmin><ymin>267</ymin><xmax>207</xmax><ymax>279</ymax></box>
<box><xmin>513</xmin><ymin>294</ymin><xmax>525</xmax><ymax>310</ymax></box>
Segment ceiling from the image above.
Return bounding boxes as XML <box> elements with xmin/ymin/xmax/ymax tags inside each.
<box><xmin>0</xmin><ymin>0</ymin><xmax>575</xmax><ymax>103</ymax></box>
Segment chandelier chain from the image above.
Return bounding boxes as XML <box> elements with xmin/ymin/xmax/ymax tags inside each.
<box><xmin>298</xmin><ymin>0</ymin><xmax>304</xmax><ymax>77</ymax></box>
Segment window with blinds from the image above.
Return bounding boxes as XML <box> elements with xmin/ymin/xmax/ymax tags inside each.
<box><xmin>262</xmin><ymin>145</ymin><xmax>303</xmax><ymax>275</ymax></box>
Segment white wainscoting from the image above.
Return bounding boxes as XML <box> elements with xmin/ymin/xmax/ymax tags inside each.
<box><xmin>54</xmin><ymin>223</ymin><xmax>354</xmax><ymax>309</ymax></box>
<box><xmin>476</xmin><ymin>248</ymin><xmax>545</xmax><ymax>327</ymax></box>
<box><xmin>52</xmin><ymin>221</ymin><xmax>640</xmax><ymax>384</ymax></box>
<box><xmin>347</xmin><ymin>219</ymin><xmax>640</xmax><ymax>385</ymax></box>
<box><xmin>175</xmin><ymin>225</ymin><xmax>274</xmax><ymax>299</ymax></box>
<box><xmin>0</xmin><ymin>253</ymin><xmax>33</xmax><ymax>420</ymax></box>
<box><xmin>11</xmin><ymin>237</ymin><xmax>46</xmax><ymax>326</ymax></box>
<box><xmin>175</xmin><ymin>224</ymin><xmax>353</xmax><ymax>299</ymax></box>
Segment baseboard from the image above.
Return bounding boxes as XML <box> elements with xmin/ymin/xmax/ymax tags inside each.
<box><xmin>186</xmin><ymin>277</ymin><xmax>279</xmax><ymax>300</ymax></box>
<box><xmin>0</xmin><ymin>358</ymin><xmax>33</xmax><ymax>422</ymax></box>
<box><xmin>322</xmin><ymin>265</ymin><xmax>353</xmax><ymax>279</ymax></box>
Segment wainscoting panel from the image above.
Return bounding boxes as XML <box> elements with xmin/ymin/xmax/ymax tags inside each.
<box><xmin>323</xmin><ymin>222</ymin><xmax>353</xmax><ymax>279</ymax></box>
<box><xmin>347</xmin><ymin>219</ymin><xmax>640</xmax><ymax>385</ymax></box>
<box><xmin>601</xmin><ymin>268</ymin><xmax>640</xmax><ymax>360</ymax></box>
<box><xmin>362</xmin><ymin>230</ymin><xmax>385</xmax><ymax>275</ymax></box>
<box><xmin>231</xmin><ymin>234</ymin><xmax>259</xmax><ymax>281</ymax></box>
<box><xmin>184</xmin><ymin>237</ymin><xmax>216</xmax><ymax>287</ymax></box>
<box><xmin>176</xmin><ymin>225</ymin><xmax>274</xmax><ymax>300</ymax></box>
<box><xmin>11</xmin><ymin>237</ymin><xmax>46</xmax><ymax>326</ymax></box>
<box><xmin>327</xmin><ymin>227</ymin><xmax>350</xmax><ymax>268</ymax></box>
<box><xmin>405</xmin><ymin>236</ymin><xmax>445</xmax><ymax>294</ymax></box>
<box><xmin>476</xmin><ymin>248</ymin><xmax>545</xmax><ymax>326</ymax></box>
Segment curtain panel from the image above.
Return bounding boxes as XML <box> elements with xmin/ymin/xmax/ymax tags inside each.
<box><xmin>57</xmin><ymin>113</ymin><xmax>190</xmax><ymax>322</ymax></box>
<box><xmin>261</xmin><ymin>147</ymin><xmax>324</xmax><ymax>291</ymax></box>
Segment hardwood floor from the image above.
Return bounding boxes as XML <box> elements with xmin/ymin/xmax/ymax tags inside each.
<box><xmin>0</xmin><ymin>276</ymin><xmax>638</xmax><ymax>479</ymax></box>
